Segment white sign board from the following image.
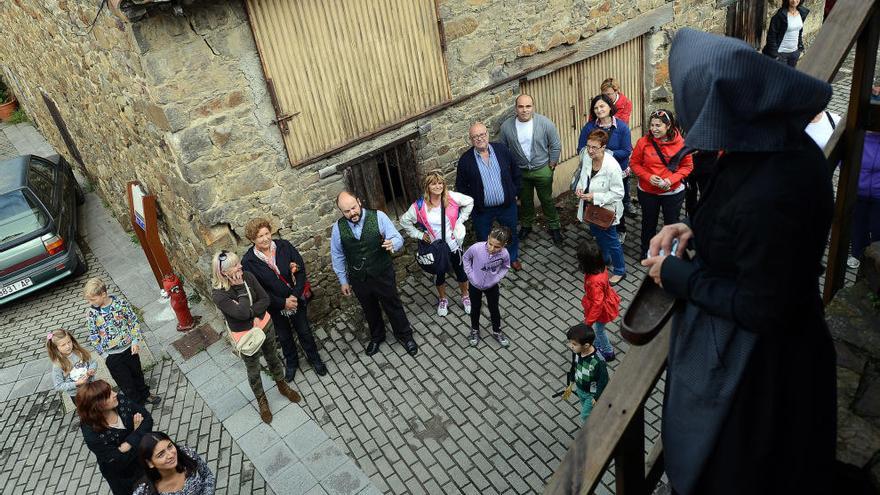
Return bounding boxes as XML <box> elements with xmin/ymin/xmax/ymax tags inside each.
<box><xmin>131</xmin><ymin>183</ymin><xmax>147</xmax><ymax>231</ymax></box>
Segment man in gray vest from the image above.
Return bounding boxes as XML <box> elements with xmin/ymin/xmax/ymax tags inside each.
<box><xmin>500</xmin><ymin>94</ymin><xmax>563</xmax><ymax>245</ymax></box>
<box><xmin>330</xmin><ymin>191</ymin><xmax>418</xmax><ymax>356</ymax></box>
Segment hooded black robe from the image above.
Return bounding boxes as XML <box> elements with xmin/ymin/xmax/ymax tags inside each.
<box><xmin>659</xmin><ymin>28</ymin><xmax>836</xmax><ymax>495</ymax></box>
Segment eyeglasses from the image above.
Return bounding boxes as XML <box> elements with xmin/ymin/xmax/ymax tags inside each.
<box><xmin>469</xmin><ymin>132</ymin><xmax>488</xmax><ymax>140</ymax></box>
<box><xmin>218</xmin><ymin>250</ymin><xmax>228</xmax><ymax>271</ymax></box>
<box><xmin>586</xmin><ymin>145</ymin><xmax>605</xmax><ymax>151</ymax></box>
<box><xmin>650</xmin><ymin>110</ymin><xmax>671</xmax><ymax>124</ymax></box>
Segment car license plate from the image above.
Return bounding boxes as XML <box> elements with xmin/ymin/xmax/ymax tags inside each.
<box><xmin>0</xmin><ymin>278</ymin><xmax>33</xmax><ymax>297</ymax></box>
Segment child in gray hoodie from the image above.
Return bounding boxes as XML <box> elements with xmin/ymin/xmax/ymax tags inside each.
<box><xmin>462</xmin><ymin>226</ymin><xmax>511</xmax><ymax>347</ymax></box>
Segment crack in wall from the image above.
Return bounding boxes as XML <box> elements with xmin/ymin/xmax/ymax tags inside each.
<box><xmin>187</xmin><ymin>17</ymin><xmax>219</xmax><ymax>56</ymax></box>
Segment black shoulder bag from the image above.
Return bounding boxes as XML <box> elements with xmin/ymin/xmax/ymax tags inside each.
<box><xmin>415</xmin><ymin>198</ymin><xmax>451</xmax><ymax>275</ymax></box>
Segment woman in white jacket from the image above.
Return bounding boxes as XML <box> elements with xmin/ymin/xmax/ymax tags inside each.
<box><xmin>400</xmin><ymin>171</ymin><xmax>475</xmax><ymax>316</ymax></box>
<box><xmin>575</xmin><ymin>129</ymin><xmax>627</xmax><ymax>284</ymax></box>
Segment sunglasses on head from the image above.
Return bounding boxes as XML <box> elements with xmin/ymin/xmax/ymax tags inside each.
<box><xmin>218</xmin><ymin>250</ymin><xmax>228</xmax><ymax>271</ymax></box>
<box><xmin>651</xmin><ymin>110</ymin><xmax>671</xmax><ymax>124</ymax></box>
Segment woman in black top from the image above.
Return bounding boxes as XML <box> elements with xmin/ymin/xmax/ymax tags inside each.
<box><xmin>762</xmin><ymin>0</ymin><xmax>810</xmax><ymax>67</ymax></box>
<box><xmin>211</xmin><ymin>250</ymin><xmax>302</xmax><ymax>424</ymax></box>
<box><xmin>77</xmin><ymin>380</ymin><xmax>153</xmax><ymax>495</ymax></box>
<box><xmin>241</xmin><ymin>217</ymin><xmax>327</xmax><ymax>382</ymax></box>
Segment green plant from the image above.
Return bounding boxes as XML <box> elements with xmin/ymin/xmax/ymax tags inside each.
<box><xmin>129</xmin><ymin>232</ymin><xmax>140</xmax><ymax>245</ymax></box>
<box><xmin>6</xmin><ymin>109</ymin><xmax>27</xmax><ymax>124</ymax></box>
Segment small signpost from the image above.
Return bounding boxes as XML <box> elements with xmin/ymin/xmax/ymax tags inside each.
<box><xmin>127</xmin><ymin>181</ymin><xmax>173</xmax><ymax>288</ymax></box>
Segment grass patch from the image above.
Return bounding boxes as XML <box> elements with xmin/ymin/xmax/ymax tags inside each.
<box><xmin>6</xmin><ymin>109</ymin><xmax>28</xmax><ymax>124</ymax></box>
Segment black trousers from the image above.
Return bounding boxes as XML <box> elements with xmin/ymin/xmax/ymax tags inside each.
<box><xmin>270</xmin><ymin>300</ymin><xmax>321</xmax><ymax>370</ymax></box>
<box><xmin>104</xmin><ymin>349</ymin><xmax>150</xmax><ymax>404</ymax></box>
<box><xmin>436</xmin><ymin>249</ymin><xmax>468</xmax><ymax>287</ymax></box>
<box><xmin>350</xmin><ymin>267</ymin><xmax>413</xmax><ymax>343</ymax></box>
<box><xmin>638</xmin><ymin>189</ymin><xmax>685</xmax><ymax>258</ymax></box>
<box><xmin>469</xmin><ymin>284</ymin><xmax>501</xmax><ymax>333</ymax></box>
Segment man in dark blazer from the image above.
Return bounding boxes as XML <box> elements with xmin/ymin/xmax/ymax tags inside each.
<box><xmin>455</xmin><ymin>122</ymin><xmax>522</xmax><ymax>269</ymax></box>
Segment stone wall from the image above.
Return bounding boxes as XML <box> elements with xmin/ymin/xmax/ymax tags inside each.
<box><xmin>0</xmin><ymin>0</ymin><xmax>795</xmax><ymax>321</ymax></box>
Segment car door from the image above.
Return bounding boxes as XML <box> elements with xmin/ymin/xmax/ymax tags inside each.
<box><xmin>27</xmin><ymin>156</ymin><xmax>64</xmax><ymax>239</ymax></box>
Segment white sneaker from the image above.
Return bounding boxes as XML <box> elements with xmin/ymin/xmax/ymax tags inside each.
<box><xmin>462</xmin><ymin>296</ymin><xmax>471</xmax><ymax>314</ymax></box>
<box><xmin>437</xmin><ymin>298</ymin><xmax>449</xmax><ymax>316</ymax></box>
<box><xmin>619</xmin><ymin>232</ymin><xmax>627</xmax><ymax>244</ymax></box>
<box><xmin>847</xmin><ymin>256</ymin><xmax>861</xmax><ymax>269</ymax></box>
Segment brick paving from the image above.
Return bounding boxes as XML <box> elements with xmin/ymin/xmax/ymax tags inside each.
<box><xmin>0</xmin><ymin>357</ymin><xmax>272</xmax><ymax>494</ymax></box>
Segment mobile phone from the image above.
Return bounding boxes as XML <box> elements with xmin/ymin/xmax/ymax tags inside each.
<box><xmin>658</xmin><ymin>238</ymin><xmax>680</xmax><ymax>257</ymax></box>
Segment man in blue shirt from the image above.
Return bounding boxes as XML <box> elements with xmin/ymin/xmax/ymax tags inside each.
<box><xmin>330</xmin><ymin>191</ymin><xmax>417</xmax><ymax>356</ymax></box>
<box><xmin>455</xmin><ymin>122</ymin><xmax>523</xmax><ymax>270</ymax></box>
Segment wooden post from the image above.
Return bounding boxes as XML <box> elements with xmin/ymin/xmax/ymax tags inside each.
<box><xmin>614</xmin><ymin>407</ymin><xmax>646</xmax><ymax>495</ymax></box>
<box><xmin>823</xmin><ymin>7</ymin><xmax>880</xmax><ymax>303</ymax></box>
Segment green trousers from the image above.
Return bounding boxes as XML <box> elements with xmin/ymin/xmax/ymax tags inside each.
<box><xmin>519</xmin><ymin>165</ymin><xmax>560</xmax><ymax>229</ymax></box>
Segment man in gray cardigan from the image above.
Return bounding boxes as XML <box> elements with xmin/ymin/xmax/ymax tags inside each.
<box><xmin>500</xmin><ymin>94</ymin><xmax>563</xmax><ymax>245</ymax></box>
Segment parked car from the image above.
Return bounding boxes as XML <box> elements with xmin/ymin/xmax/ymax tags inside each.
<box><xmin>0</xmin><ymin>154</ymin><xmax>87</xmax><ymax>305</ymax></box>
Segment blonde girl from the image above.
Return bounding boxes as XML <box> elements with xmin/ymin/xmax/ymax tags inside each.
<box><xmin>47</xmin><ymin>328</ymin><xmax>98</xmax><ymax>398</ymax></box>
<box><xmin>400</xmin><ymin>171</ymin><xmax>474</xmax><ymax>316</ymax></box>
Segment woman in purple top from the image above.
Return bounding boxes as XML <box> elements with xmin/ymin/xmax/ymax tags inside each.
<box><xmin>462</xmin><ymin>226</ymin><xmax>511</xmax><ymax>347</ymax></box>
<box><xmin>851</xmin><ymin>130</ymin><xmax>880</xmax><ymax>268</ymax></box>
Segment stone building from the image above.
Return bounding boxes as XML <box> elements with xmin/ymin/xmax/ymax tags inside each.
<box><xmin>0</xmin><ymin>0</ymin><xmax>820</xmax><ymax>318</ymax></box>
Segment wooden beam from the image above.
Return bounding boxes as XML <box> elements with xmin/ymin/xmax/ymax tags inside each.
<box><xmin>798</xmin><ymin>0</ymin><xmax>876</xmax><ymax>83</ymax></box>
<box><xmin>543</xmin><ymin>325</ymin><xmax>670</xmax><ymax>495</ymax></box>
<box><xmin>644</xmin><ymin>439</ymin><xmax>665</xmax><ymax>490</ymax></box>
<box><xmin>615</xmin><ymin>408</ymin><xmax>646</xmax><ymax>495</ymax></box>
<box><xmin>867</xmin><ymin>103</ymin><xmax>880</xmax><ymax>132</ymax></box>
<box><xmin>823</xmin><ymin>6</ymin><xmax>880</xmax><ymax>303</ymax></box>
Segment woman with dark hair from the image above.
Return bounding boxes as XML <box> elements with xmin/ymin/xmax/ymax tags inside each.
<box><xmin>241</xmin><ymin>217</ymin><xmax>327</xmax><ymax>382</ymax></box>
<box><xmin>630</xmin><ymin>108</ymin><xmax>693</xmax><ymax>258</ymax></box>
<box><xmin>574</xmin><ymin>129</ymin><xmax>626</xmax><ymax>284</ymax></box>
<box><xmin>133</xmin><ymin>432</ymin><xmax>215</xmax><ymax>495</ymax></box>
<box><xmin>577</xmin><ymin>94</ymin><xmax>634</xmax><ymax>240</ymax></box>
<box><xmin>77</xmin><ymin>380</ymin><xmax>153</xmax><ymax>495</ymax></box>
<box><xmin>762</xmin><ymin>0</ymin><xmax>809</xmax><ymax>67</ymax></box>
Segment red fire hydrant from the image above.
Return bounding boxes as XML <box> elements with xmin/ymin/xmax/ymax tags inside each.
<box><xmin>163</xmin><ymin>273</ymin><xmax>196</xmax><ymax>332</ymax></box>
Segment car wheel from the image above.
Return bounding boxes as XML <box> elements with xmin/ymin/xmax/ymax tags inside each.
<box><xmin>72</xmin><ymin>245</ymin><xmax>89</xmax><ymax>277</ymax></box>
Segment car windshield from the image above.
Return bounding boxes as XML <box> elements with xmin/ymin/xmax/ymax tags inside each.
<box><xmin>0</xmin><ymin>189</ymin><xmax>48</xmax><ymax>245</ymax></box>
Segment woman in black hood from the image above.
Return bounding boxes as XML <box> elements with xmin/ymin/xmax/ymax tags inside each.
<box><xmin>642</xmin><ymin>28</ymin><xmax>835</xmax><ymax>495</ymax></box>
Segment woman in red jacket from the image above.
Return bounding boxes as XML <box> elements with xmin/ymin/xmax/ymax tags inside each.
<box><xmin>630</xmin><ymin>109</ymin><xmax>694</xmax><ymax>258</ymax></box>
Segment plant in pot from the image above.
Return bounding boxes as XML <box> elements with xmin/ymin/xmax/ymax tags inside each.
<box><xmin>0</xmin><ymin>78</ymin><xmax>20</xmax><ymax>122</ymax></box>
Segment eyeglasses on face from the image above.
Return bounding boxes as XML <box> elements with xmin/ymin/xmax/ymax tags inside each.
<box><xmin>586</xmin><ymin>144</ymin><xmax>605</xmax><ymax>151</ymax></box>
<box><xmin>469</xmin><ymin>132</ymin><xmax>488</xmax><ymax>140</ymax></box>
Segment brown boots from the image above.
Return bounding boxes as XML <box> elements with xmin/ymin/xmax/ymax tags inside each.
<box><xmin>257</xmin><ymin>394</ymin><xmax>273</xmax><ymax>424</ymax></box>
<box><xmin>276</xmin><ymin>380</ymin><xmax>301</xmax><ymax>403</ymax></box>
<box><xmin>257</xmin><ymin>383</ymin><xmax>301</xmax><ymax>424</ymax></box>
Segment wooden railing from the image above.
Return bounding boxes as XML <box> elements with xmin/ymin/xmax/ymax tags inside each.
<box><xmin>543</xmin><ymin>1</ymin><xmax>880</xmax><ymax>493</ymax></box>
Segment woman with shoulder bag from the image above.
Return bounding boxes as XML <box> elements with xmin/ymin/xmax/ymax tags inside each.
<box><xmin>630</xmin><ymin>109</ymin><xmax>694</xmax><ymax>259</ymax></box>
<box><xmin>575</xmin><ymin>129</ymin><xmax>626</xmax><ymax>285</ymax></box>
<box><xmin>241</xmin><ymin>217</ymin><xmax>327</xmax><ymax>382</ymax></box>
<box><xmin>400</xmin><ymin>171</ymin><xmax>474</xmax><ymax>316</ymax></box>
<box><xmin>211</xmin><ymin>250</ymin><xmax>301</xmax><ymax>424</ymax></box>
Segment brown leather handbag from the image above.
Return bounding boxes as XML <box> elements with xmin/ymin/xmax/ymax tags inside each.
<box><xmin>582</xmin><ymin>203</ymin><xmax>615</xmax><ymax>229</ymax></box>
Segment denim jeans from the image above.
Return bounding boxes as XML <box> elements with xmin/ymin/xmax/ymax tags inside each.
<box><xmin>575</xmin><ymin>388</ymin><xmax>597</xmax><ymax>422</ymax></box>
<box><xmin>777</xmin><ymin>50</ymin><xmax>801</xmax><ymax>67</ymax></box>
<box><xmin>471</xmin><ymin>202</ymin><xmax>520</xmax><ymax>262</ymax></box>
<box><xmin>589</xmin><ymin>223</ymin><xmax>626</xmax><ymax>276</ymax></box>
<box><xmin>593</xmin><ymin>321</ymin><xmax>613</xmax><ymax>357</ymax></box>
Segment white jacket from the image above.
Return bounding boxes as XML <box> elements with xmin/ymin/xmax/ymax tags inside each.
<box><xmin>575</xmin><ymin>150</ymin><xmax>625</xmax><ymax>226</ymax></box>
<box><xmin>399</xmin><ymin>190</ymin><xmax>474</xmax><ymax>250</ymax></box>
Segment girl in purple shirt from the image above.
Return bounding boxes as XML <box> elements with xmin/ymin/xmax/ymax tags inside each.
<box><xmin>462</xmin><ymin>226</ymin><xmax>511</xmax><ymax>347</ymax></box>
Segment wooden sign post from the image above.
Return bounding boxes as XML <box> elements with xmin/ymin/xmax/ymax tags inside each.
<box><xmin>127</xmin><ymin>181</ymin><xmax>173</xmax><ymax>289</ymax></box>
